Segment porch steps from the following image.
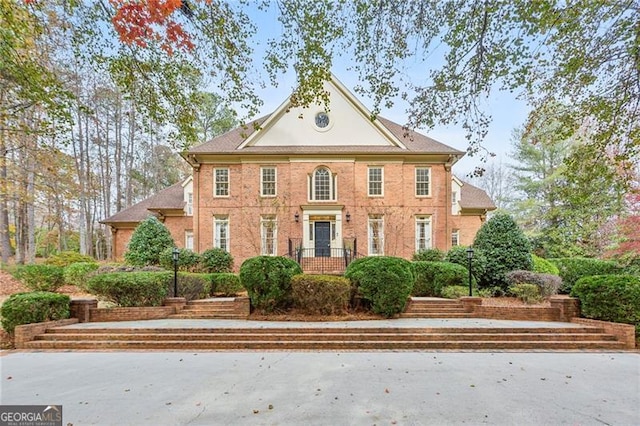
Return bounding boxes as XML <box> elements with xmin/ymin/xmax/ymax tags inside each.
<box><xmin>401</xmin><ymin>297</ymin><xmax>473</xmax><ymax>318</ymax></box>
<box><xmin>23</xmin><ymin>324</ymin><xmax>626</xmax><ymax>351</ymax></box>
<box><xmin>168</xmin><ymin>298</ymin><xmax>249</xmax><ymax>320</ymax></box>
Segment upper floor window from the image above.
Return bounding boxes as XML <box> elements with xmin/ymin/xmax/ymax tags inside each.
<box><xmin>213</xmin><ymin>215</ymin><xmax>229</xmax><ymax>251</ymax></box>
<box><xmin>261</xmin><ymin>215</ymin><xmax>277</xmax><ymax>256</ymax></box>
<box><xmin>451</xmin><ymin>229</ymin><xmax>460</xmax><ymax>247</ymax></box>
<box><xmin>368</xmin><ymin>166</ymin><xmax>383</xmax><ymax>197</ymax></box>
<box><xmin>368</xmin><ymin>214</ymin><xmax>384</xmax><ymax>256</ymax></box>
<box><xmin>261</xmin><ymin>166</ymin><xmax>276</xmax><ymax>197</ymax></box>
<box><xmin>415</xmin><ymin>167</ymin><xmax>431</xmax><ymax>197</ymax></box>
<box><xmin>415</xmin><ymin>215</ymin><xmax>432</xmax><ymax>251</ymax></box>
<box><xmin>309</xmin><ymin>167</ymin><xmax>336</xmax><ymax>201</ymax></box>
<box><xmin>214</xmin><ymin>168</ymin><xmax>229</xmax><ymax>197</ymax></box>
<box><xmin>186</xmin><ymin>192</ymin><xmax>193</xmax><ymax>216</ymax></box>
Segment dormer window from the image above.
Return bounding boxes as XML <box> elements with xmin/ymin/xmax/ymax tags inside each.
<box><xmin>309</xmin><ymin>167</ymin><xmax>337</xmax><ymax>201</ymax></box>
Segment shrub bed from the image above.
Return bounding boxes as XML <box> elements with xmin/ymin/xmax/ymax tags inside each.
<box><xmin>412</xmin><ymin>261</ymin><xmax>470</xmax><ymax>297</ymax></box>
<box><xmin>412</xmin><ymin>249</ymin><xmax>445</xmax><ymax>262</ymax></box>
<box><xmin>211</xmin><ymin>273</ymin><xmax>244</xmax><ymax>296</ymax></box>
<box><xmin>532</xmin><ymin>254</ymin><xmax>560</xmax><ymax>275</ymax></box>
<box><xmin>44</xmin><ymin>251</ymin><xmax>95</xmax><ymax>267</ymax></box>
<box><xmin>86</xmin><ymin>272</ymin><xmax>169</xmax><ymax>307</ymax></box>
<box><xmin>159</xmin><ymin>248</ymin><xmax>201</xmax><ymax>272</ymax></box>
<box><xmin>200</xmin><ymin>248</ymin><xmax>234</xmax><ymax>273</ymax></box>
<box><xmin>344</xmin><ymin>256</ymin><xmax>414</xmax><ymax>318</ymax></box>
<box><xmin>63</xmin><ymin>262</ymin><xmax>99</xmax><ymax>290</ymax></box>
<box><xmin>14</xmin><ymin>264</ymin><xmax>65</xmax><ymax>292</ymax></box>
<box><xmin>1</xmin><ymin>292</ymin><xmax>70</xmax><ymax>334</ymax></box>
<box><xmin>291</xmin><ymin>274</ymin><xmax>350</xmax><ymax>315</ymax></box>
<box><xmin>551</xmin><ymin>257</ymin><xmax>621</xmax><ymax>293</ymax></box>
<box><xmin>239</xmin><ymin>256</ymin><xmax>302</xmax><ymax>313</ymax></box>
<box><xmin>571</xmin><ymin>275</ymin><xmax>640</xmax><ymax>336</ymax></box>
<box><xmin>172</xmin><ymin>273</ymin><xmax>211</xmax><ymax>300</ymax></box>
<box><xmin>508</xmin><ymin>283</ymin><xmax>543</xmax><ymax>304</ymax></box>
<box><xmin>445</xmin><ymin>246</ymin><xmax>488</xmax><ymax>282</ymax></box>
<box><xmin>505</xmin><ymin>270</ymin><xmax>561</xmax><ymax>298</ymax></box>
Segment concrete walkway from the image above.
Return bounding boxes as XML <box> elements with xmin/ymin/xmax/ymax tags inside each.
<box><xmin>1</xmin><ymin>350</ymin><xmax>638</xmax><ymax>425</ymax></box>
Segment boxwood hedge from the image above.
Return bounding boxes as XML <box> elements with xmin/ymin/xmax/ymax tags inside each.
<box><xmin>291</xmin><ymin>274</ymin><xmax>351</xmax><ymax>315</ymax></box>
<box><xmin>1</xmin><ymin>292</ymin><xmax>70</xmax><ymax>334</ymax></box>
<box><xmin>412</xmin><ymin>261</ymin><xmax>471</xmax><ymax>297</ymax></box>
<box><xmin>86</xmin><ymin>272</ymin><xmax>169</xmax><ymax>307</ymax></box>
<box><xmin>551</xmin><ymin>257</ymin><xmax>622</xmax><ymax>293</ymax></box>
<box><xmin>239</xmin><ymin>256</ymin><xmax>302</xmax><ymax>313</ymax></box>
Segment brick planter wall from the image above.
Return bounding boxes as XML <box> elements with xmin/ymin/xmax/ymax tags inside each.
<box><xmin>89</xmin><ymin>306</ymin><xmax>175</xmax><ymax>322</ymax></box>
<box><xmin>14</xmin><ymin>318</ymin><xmax>78</xmax><ymax>349</ymax></box>
<box><xmin>473</xmin><ymin>306</ymin><xmax>561</xmax><ymax>322</ymax></box>
<box><xmin>70</xmin><ymin>299</ymin><xmax>98</xmax><ymax>323</ymax></box>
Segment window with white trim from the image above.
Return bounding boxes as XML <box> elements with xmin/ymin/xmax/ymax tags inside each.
<box><xmin>415</xmin><ymin>167</ymin><xmax>431</xmax><ymax>197</ymax></box>
<box><xmin>260</xmin><ymin>215</ymin><xmax>277</xmax><ymax>256</ymax></box>
<box><xmin>213</xmin><ymin>215</ymin><xmax>229</xmax><ymax>251</ymax></box>
<box><xmin>451</xmin><ymin>229</ymin><xmax>460</xmax><ymax>247</ymax></box>
<box><xmin>261</xmin><ymin>166</ymin><xmax>276</xmax><ymax>197</ymax></box>
<box><xmin>368</xmin><ymin>215</ymin><xmax>384</xmax><ymax>255</ymax></box>
<box><xmin>214</xmin><ymin>168</ymin><xmax>229</xmax><ymax>197</ymax></box>
<box><xmin>368</xmin><ymin>166</ymin><xmax>383</xmax><ymax>196</ymax></box>
<box><xmin>186</xmin><ymin>192</ymin><xmax>193</xmax><ymax>216</ymax></box>
<box><xmin>415</xmin><ymin>216</ymin><xmax>432</xmax><ymax>251</ymax></box>
<box><xmin>185</xmin><ymin>231</ymin><xmax>194</xmax><ymax>250</ymax></box>
<box><xmin>309</xmin><ymin>167</ymin><xmax>337</xmax><ymax>201</ymax></box>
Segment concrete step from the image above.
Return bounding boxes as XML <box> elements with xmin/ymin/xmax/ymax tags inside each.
<box><xmin>400</xmin><ymin>312</ymin><xmax>474</xmax><ymax>318</ymax></box>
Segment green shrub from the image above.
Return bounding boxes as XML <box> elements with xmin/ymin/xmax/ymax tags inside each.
<box><xmin>508</xmin><ymin>283</ymin><xmax>543</xmax><ymax>304</ymax></box>
<box><xmin>551</xmin><ymin>257</ymin><xmax>622</xmax><ymax>293</ymax></box>
<box><xmin>172</xmin><ymin>273</ymin><xmax>211</xmax><ymax>300</ymax></box>
<box><xmin>124</xmin><ymin>216</ymin><xmax>175</xmax><ymax>266</ymax></box>
<box><xmin>86</xmin><ymin>272</ymin><xmax>169</xmax><ymax>307</ymax></box>
<box><xmin>505</xmin><ymin>270</ymin><xmax>561</xmax><ymax>298</ymax></box>
<box><xmin>344</xmin><ymin>256</ymin><xmax>414</xmax><ymax>318</ymax></box>
<box><xmin>412</xmin><ymin>249</ymin><xmax>445</xmax><ymax>262</ymax></box>
<box><xmin>200</xmin><ymin>248</ymin><xmax>234</xmax><ymax>273</ymax></box>
<box><xmin>412</xmin><ymin>261</ymin><xmax>471</xmax><ymax>297</ymax></box>
<box><xmin>14</xmin><ymin>264</ymin><xmax>65</xmax><ymax>292</ymax></box>
<box><xmin>1</xmin><ymin>292</ymin><xmax>70</xmax><ymax>334</ymax></box>
<box><xmin>473</xmin><ymin>213</ymin><xmax>532</xmax><ymax>290</ymax></box>
<box><xmin>571</xmin><ymin>275</ymin><xmax>640</xmax><ymax>335</ymax></box>
<box><xmin>532</xmin><ymin>254</ymin><xmax>560</xmax><ymax>275</ymax></box>
<box><xmin>95</xmin><ymin>264</ymin><xmax>164</xmax><ymax>274</ymax></box>
<box><xmin>63</xmin><ymin>262</ymin><xmax>99</xmax><ymax>289</ymax></box>
<box><xmin>291</xmin><ymin>274</ymin><xmax>351</xmax><ymax>315</ymax></box>
<box><xmin>239</xmin><ymin>256</ymin><xmax>302</xmax><ymax>313</ymax></box>
<box><xmin>159</xmin><ymin>247</ymin><xmax>201</xmax><ymax>272</ymax></box>
<box><xmin>44</xmin><ymin>251</ymin><xmax>95</xmax><ymax>267</ymax></box>
<box><xmin>445</xmin><ymin>246</ymin><xmax>488</xmax><ymax>282</ymax></box>
<box><xmin>211</xmin><ymin>273</ymin><xmax>244</xmax><ymax>296</ymax></box>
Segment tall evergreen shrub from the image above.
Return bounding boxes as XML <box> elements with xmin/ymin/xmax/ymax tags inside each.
<box><xmin>124</xmin><ymin>216</ymin><xmax>175</xmax><ymax>266</ymax></box>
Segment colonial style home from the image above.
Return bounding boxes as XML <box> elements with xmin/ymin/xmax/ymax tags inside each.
<box><xmin>102</xmin><ymin>75</ymin><xmax>495</xmax><ymax>272</ymax></box>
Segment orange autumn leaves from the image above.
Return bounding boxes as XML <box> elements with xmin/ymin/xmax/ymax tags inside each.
<box><xmin>110</xmin><ymin>0</ymin><xmax>211</xmax><ymax>54</ymax></box>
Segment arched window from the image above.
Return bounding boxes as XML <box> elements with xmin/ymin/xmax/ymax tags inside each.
<box><xmin>310</xmin><ymin>167</ymin><xmax>336</xmax><ymax>201</ymax></box>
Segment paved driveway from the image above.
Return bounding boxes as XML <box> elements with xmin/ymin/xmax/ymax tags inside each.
<box><xmin>1</xmin><ymin>351</ymin><xmax>638</xmax><ymax>425</ymax></box>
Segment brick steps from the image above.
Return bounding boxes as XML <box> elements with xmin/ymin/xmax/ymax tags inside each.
<box><xmin>401</xmin><ymin>298</ymin><xmax>473</xmax><ymax>318</ymax></box>
<box><xmin>24</xmin><ymin>325</ymin><xmax>626</xmax><ymax>351</ymax></box>
<box><xmin>167</xmin><ymin>298</ymin><xmax>248</xmax><ymax>320</ymax></box>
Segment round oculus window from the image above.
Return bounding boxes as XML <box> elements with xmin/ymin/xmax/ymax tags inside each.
<box><xmin>315</xmin><ymin>112</ymin><xmax>330</xmax><ymax>128</ymax></box>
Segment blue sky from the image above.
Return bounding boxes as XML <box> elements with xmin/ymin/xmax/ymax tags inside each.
<box><xmin>242</xmin><ymin>4</ymin><xmax>530</xmax><ymax>176</ymax></box>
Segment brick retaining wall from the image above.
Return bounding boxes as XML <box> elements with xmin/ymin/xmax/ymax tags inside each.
<box><xmin>14</xmin><ymin>318</ymin><xmax>79</xmax><ymax>349</ymax></box>
<box><xmin>89</xmin><ymin>306</ymin><xmax>175</xmax><ymax>322</ymax></box>
<box><xmin>571</xmin><ymin>318</ymin><xmax>636</xmax><ymax>349</ymax></box>
<box><xmin>473</xmin><ymin>306</ymin><xmax>560</xmax><ymax>322</ymax></box>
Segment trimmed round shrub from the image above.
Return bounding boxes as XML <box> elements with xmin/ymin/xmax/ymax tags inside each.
<box><xmin>14</xmin><ymin>264</ymin><xmax>65</xmax><ymax>292</ymax></box>
<box><xmin>45</xmin><ymin>251</ymin><xmax>95</xmax><ymax>267</ymax></box>
<box><xmin>344</xmin><ymin>256</ymin><xmax>414</xmax><ymax>318</ymax></box>
<box><xmin>63</xmin><ymin>262</ymin><xmax>99</xmax><ymax>290</ymax></box>
<box><xmin>571</xmin><ymin>275</ymin><xmax>640</xmax><ymax>336</ymax></box>
<box><xmin>412</xmin><ymin>261</ymin><xmax>471</xmax><ymax>297</ymax></box>
<box><xmin>239</xmin><ymin>256</ymin><xmax>302</xmax><ymax>313</ymax></box>
<box><xmin>473</xmin><ymin>213</ymin><xmax>532</xmax><ymax>290</ymax></box>
<box><xmin>508</xmin><ymin>283</ymin><xmax>543</xmax><ymax>304</ymax></box>
<box><xmin>159</xmin><ymin>247</ymin><xmax>201</xmax><ymax>272</ymax></box>
<box><xmin>551</xmin><ymin>257</ymin><xmax>622</xmax><ymax>294</ymax></box>
<box><xmin>1</xmin><ymin>292</ymin><xmax>70</xmax><ymax>334</ymax></box>
<box><xmin>532</xmin><ymin>254</ymin><xmax>560</xmax><ymax>275</ymax></box>
<box><xmin>86</xmin><ymin>272</ymin><xmax>170</xmax><ymax>307</ymax></box>
<box><xmin>445</xmin><ymin>246</ymin><xmax>488</xmax><ymax>282</ymax></box>
<box><xmin>211</xmin><ymin>273</ymin><xmax>244</xmax><ymax>296</ymax></box>
<box><xmin>291</xmin><ymin>274</ymin><xmax>350</xmax><ymax>315</ymax></box>
<box><xmin>200</xmin><ymin>248</ymin><xmax>234</xmax><ymax>273</ymax></box>
<box><xmin>124</xmin><ymin>216</ymin><xmax>175</xmax><ymax>266</ymax></box>
<box><xmin>505</xmin><ymin>270</ymin><xmax>561</xmax><ymax>298</ymax></box>
<box><xmin>412</xmin><ymin>249</ymin><xmax>445</xmax><ymax>262</ymax></box>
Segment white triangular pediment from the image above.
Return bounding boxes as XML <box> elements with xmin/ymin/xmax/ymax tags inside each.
<box><xmin>239</xmin><ymin>75</ymin><xmax>405</xmax><ymax>149</ymax></box>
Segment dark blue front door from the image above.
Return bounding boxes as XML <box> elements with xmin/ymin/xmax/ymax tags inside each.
<box><xmin>314</xmin><ymin>222</ymin><xmax>331</xmax><ymax>257</ymax></box>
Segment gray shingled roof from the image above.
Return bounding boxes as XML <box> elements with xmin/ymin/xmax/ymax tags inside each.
<box><xmin>459</xmin><ymin>180</ymin><xmax>496</xmax><ymax>210</ymax></box>
<box><xmin>101</xmin><ymin>182</ymin><xmax>185</xmax><ymax>224</ymax></box>
<box><xmin>188</xmin><ymin>115</ymin><xmax>463</xmax><ymax>156</ymax></box>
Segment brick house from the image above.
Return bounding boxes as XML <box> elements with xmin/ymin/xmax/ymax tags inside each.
<box><xmin>102</xmin><ymin>75</ymin><xmax>495</xmax><ymax>271</ymax></box>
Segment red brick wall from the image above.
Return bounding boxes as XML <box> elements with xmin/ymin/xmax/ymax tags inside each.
<box><xmin>451</xmin><ymin>215</ymin><xmax>485</xmax><ymax>247</ymax></box>
<box><xmin>89</xmin><ymin>306</ymin><xmax>175</xmax><ymax>322</ymax></box>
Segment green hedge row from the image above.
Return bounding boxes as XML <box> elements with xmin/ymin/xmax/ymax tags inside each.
<box><xmin>1</xmin><ymin>292</ymin><xmax>70</xmax><ymax>334</ymax></box>
<box><xmin>551</xmin><ymin>258</ymin><xmax>622</xmax><ymax>293</ymax></box>
<box><xmin>412</xmin><ymin>261</ymin><xmax>471</xmax><ymax>297</ymax></box>
<box><xmin>291</xmin><ymin>274</ymin><xmax>350</xmax><ymax>315</ymax></box>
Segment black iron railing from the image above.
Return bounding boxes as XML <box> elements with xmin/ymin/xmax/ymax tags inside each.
<box><xmin>288</xmin><ymin>238</ymin><xmax>358</xmax><ymax>274</ymax></box>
